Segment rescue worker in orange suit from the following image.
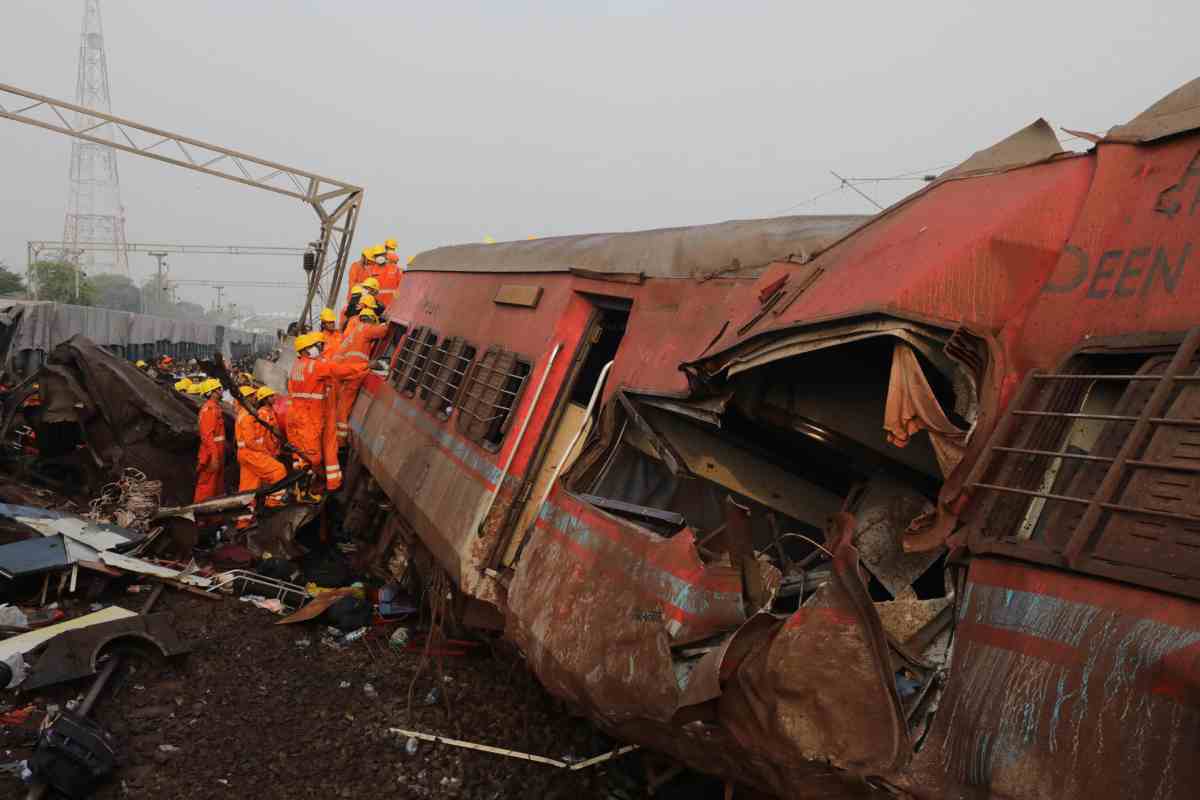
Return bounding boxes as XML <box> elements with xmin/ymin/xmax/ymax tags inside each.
<box><xmin>235</xmin><ymin>386</ymin><xmax>287</xmax><ymax>529</ymax></box>
<box><xmin>255</xmin><ymin>385</ymin><xmax>283</xmax><ymax>458</ymax></box>
<box><xmin>346</xmin><ymin>246</ymin><xmax>374</xmax><ymax>305</ymax></box>
<box><xmin>286</xmin><ymin>332</ymin><xmax>366</xmax><ymax>499</ymax></box>
<box><xmin>377</xmin><ymin>251</ymin><xmax>403</xmax><ymax>311</ymax></box>
<box><xmin>332</xmin><ymin>297</ymin><xmax>388</xmax><ymax>446</ymax></box>
<box><xmin>232</xmin><ymin>386</ymin><xmax>258</xmax><ymax>529</ymax></box>
<box><xmin>341</xmin><ymin>284</ymin><xmax>364</xmax><ymax>330</ymax></box>
<box><xmin>194</xmin><ymin>378</ymin><xmax>226</xmax><ymax>505</ymax></box>
<box><xmin>319</xmin><ymin>307</ymin><xmax>342</xmax><ymax>355</ymax></box>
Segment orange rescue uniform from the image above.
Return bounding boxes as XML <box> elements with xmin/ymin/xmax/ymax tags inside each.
<box><xmin>332</xmin><ymin>316</ymin><xmax>388</xmax><ymax>444</ymax></box>
<box><xmin>194</xmin><ymin>394</ymin><xmax>226</xmax><ymax>503</ymax></box>
<box><xmin>287</xmin><ymin>352</ymin><xmax>364</xmax><ymax>490</ymax></box>
<box><xmin>235</xmin><ymin>403</ymin><xmax>287</xmax><ymax>529</ymax></box>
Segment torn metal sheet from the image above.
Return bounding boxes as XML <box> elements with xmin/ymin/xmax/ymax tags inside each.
<box><xmin>0</xmin><ymin>606</ymin><xmax>136</xmax><ymax>662</ymax></box>
<box><xmin>98</xmin><ymin>552</ymin><xmax>212</xmax><ymax>587</ymax></box>
<box><xmin>0</xmin><ymin>504</ymin><xmax>144</xmax><ymax>553</ymax></box>
<box><xmin>1106</xmin><ymin>77</ymin><xmax>1200</xmax><ymax>143</ymax></box>
<box><xmin>24</xmin><ymin>612</ymin><xmax>192</xmax><ymax>690</ymax></box>
<box><xmin>717</xmin><ymin>514</ymin><xmax>909</xmax><ymax>774</ymax></box>
<box><xmin>873</xmin><ymin>596</ymin><xmax>952</xmax><ymax>655</ymax></box>
<box><xmin>507</xmin><ymin>486</ymin><xmax>745</xmax><ymax>724</ymax></box>
<box><xmin>852</xmin><ymin>476</ymin><xmax>942</xmax><ymax>598</ymax></box>
<box><xmin>0</xmin><ymin>534</ymin><xmax>72</xmax><ymax>578</ymax></box>
<box><xmin>941</xmin><ymin>118</ymin><xmax>1065</xmax><ymax>178</ymax></box>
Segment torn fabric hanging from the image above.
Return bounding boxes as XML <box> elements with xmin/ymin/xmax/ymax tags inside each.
<box><xmin>883</xmin><ymin>342</ymin><xmax>967</xmax><ymax>476</ymax></box>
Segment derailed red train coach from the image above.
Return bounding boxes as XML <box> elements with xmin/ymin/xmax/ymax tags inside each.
<box><xmin>340</xmin><ymin>79</ymin><xmax>1200</xmax><ymax>799</ymax></box>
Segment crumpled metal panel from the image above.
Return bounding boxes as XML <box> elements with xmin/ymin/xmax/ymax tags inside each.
<box><xmin>506</xmin><ymin>487</ymin><xmax>745</xmax><ymax>723</ymax></box>
<box><xmin>908</xmin><ymin>557</ymin><xmax>1200</xmax><ymax>800</ymax></box>
<box><xmin>718</xmin><ymin>513</ymin><xmax>909</xmax><ymax>774</ymax></box>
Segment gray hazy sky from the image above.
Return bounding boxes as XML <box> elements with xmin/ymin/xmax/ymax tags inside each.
<box><xmin>2</xmin><ymin>1</ymin><xmax>1196</xmax><ymax>315</ymax></box>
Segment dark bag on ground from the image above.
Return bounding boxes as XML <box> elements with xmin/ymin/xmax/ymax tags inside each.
<box><xmin>324</xmin><ymin>594</ymin><xmax>371</xmax><ymax>632</ymax></box>
<box><xmin>28</xmin><ymin>711</ymin><xmax>119</xmax><ymax>799</ymax></box>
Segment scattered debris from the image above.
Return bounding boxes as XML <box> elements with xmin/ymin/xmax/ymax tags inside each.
<box><xmin>0</xmin><ymin>606</ymin><xmax>136</xmax><ymax>663</ymax></box>
<box><xmin>387</xmin><ymin>728</ymin><xmax>639</xmax><ymax>772</ymax></box>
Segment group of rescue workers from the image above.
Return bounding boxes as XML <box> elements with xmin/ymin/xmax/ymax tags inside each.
<box><xmin>156</xmin><ymin>238</ymin><xmax>402</xmax><ymax>532</ymax></box>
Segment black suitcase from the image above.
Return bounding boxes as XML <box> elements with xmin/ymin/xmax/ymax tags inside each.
<box><xmin>28</xmin><ymin>711</ymin><xmax>119</xmax><ymax>799</ymax></box>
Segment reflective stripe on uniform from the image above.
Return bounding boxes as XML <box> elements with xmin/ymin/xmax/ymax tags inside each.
<box><xmin>290</xmin><ymin>391</ymin><xmax>325</xmax><ymax>400</ymax></box>
<box><xmin>338</xmin><ymin>351</ymin><xmax>369</xmax><ymax>361</ymax></box>
<box><xmin>325</xmin><ymin>465</ymin><xmax>340</xmax><ymax>473</ymax></box>
<box><xmin>212</xmin><ymin>435</ymin><xmax>225</xmax><ymax>442</ymax></box>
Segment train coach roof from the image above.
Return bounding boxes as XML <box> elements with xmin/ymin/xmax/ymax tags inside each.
<box><xmin>408</xmin><ymin>214</ymin><xmax>870</xmax><ymax>279</ymax></box>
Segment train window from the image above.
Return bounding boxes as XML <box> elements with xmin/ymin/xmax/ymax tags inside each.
<box><xmin>419</xmin><ymin>338</ymin><xmax>452</xmax><ymax>404</ymax></box>
<box><xmin>390</xmin><ymin>326</ymin><xmax>425</xmax><ymax>389</ymax></box>
<box><xmin>376</xmin><ymin>322</ymin><xmax>408</xmax><ymax>372</ymax></box>
<box><xmin>403</xmin><ymin>330</ymin><xmax>439</xmax><ymax>397</ymax></box>
<box><xmin>422</xmin><ymin>338</ymin><xmax>478</xmax><ymax>419</ymax></box>
<box><xmin>457</xmin><ymin>346</ymin><xmax>533</xmax><ymax>451</ymax></box>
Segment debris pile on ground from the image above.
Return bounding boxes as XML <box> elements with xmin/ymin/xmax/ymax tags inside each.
<box><xmin>0</xmin><ymin>590</ymin><xmax>622</xmax><ymax>799</ymax></box>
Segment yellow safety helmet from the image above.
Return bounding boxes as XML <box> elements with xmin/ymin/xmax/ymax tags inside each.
<box><xmin>361</xmin><ymin>276</ymin><xmax>381</xmax><ymax>292</ymax></box>
<box><xmin>359</xmin><ymin>306</ymin><xmax>379</xmax><ymax>322</ymax></box>
<box><xmin>359</xmin><ymin>293</ymin><xmax>379</xmax><ymax>310</ymax></box>
<box><xmin>186</xmin><ymin>381</ymin><xmax>206</xmax><ymax>395</ymax></box>
<box><xmin>385</xmin><ymin>239</ymin><xmax>397</xmax><ymax>251</ymax></box>
<box><xmin>406</xmin><ymin>255</ymin><xmax>414</xmax><ymax>266</ymax></box>
<box><xmin>174</xmin><ymin>377</ymin><xmax>192</xmax><ymax>392</ymax></box>
<box><xmin>136</xmin><ymin>360</ymin><xmax>147</xmax><ymax>369</ymax></box>
<box><xmin>203</xmin><ymin>378</ymin><xmax>223</xmax><ymax>395</ymax></box>
<box><xmin>239</xmin><ymin>385</ymin><xmax>257</xmax><ymax>398</ymax></box>
<box><xmin>295</xmin><ymin>331</ymin><xmax>324</xmax><ymax>352</ymax></box>
<box><xmin>255</xmin><ymin>386</ymin><xmax>276</xmax><ymax>402</ymax></box>
<box><xmin>349</xmin><ymin>283</ymin><xmax>364</xmax><ymax>297</ymax></box>
<box><xmin>361</xmin><ymin>247</ymin><xmax>372</xmax><ymax>260</ymax></box>
<box><xmin>370</xmin><ymin>245</ymin><xmax>386</xmax><ymax>257</ymax></box>
<box><xmin>319</xmin><ymin>307</ymin><xmax>337</xmax><ymax>323</ymax></box>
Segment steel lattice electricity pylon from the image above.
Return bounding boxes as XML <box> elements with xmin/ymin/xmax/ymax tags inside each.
<box><xmin>61</xmin><ymin>0</ymin><xmax>129</xmax><ymax>277</ymax></box>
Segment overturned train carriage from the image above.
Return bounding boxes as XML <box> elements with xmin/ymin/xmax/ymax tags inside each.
<box><xmin>341</xmin><ymin>79</ymin><xmax>1200</xmax><ymax>799</ymax></box>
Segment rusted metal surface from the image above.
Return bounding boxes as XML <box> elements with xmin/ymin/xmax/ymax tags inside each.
<box><xmin>907</xmin><ymin>557</ymin><xmax>1200</xmax><ymax>800</ymax></box>
<box><xmin>506</xmin><ymin>486</ymin><xmax>745</xmax><ymax>722</ymax></box>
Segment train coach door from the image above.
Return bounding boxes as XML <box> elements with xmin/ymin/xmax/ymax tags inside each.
<box><xmin>498</xmin><ymin>298</ymin><xmax>630</xmax><ymax>567</ymax></box>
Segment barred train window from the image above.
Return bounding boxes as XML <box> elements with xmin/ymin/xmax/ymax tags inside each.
<box><xmin>403</xmin><ymin>330</ymin><xmax>439</xmax><ymax>397</ymax></box>
<box><xmin>457</xmin><ymin>346</ymin><xmax>532</xmax><ymax>451</ymax></box>
<box><xmin>421</xmin><ymin>338</ymin><xmax>478</xmax><ymax>420</ymax></box>
<box><xmin>378</xmin><ymin>322</ymin><xmax>408</xmax><ymax>371</ymax></box>
<box><xmin>967</xmin><ymin>338</ymin><xmax>1200</xmax><ymax>599</ymax></box>
<box><xmin>390</xmin><ymin>326</ymin><xmax>424</xmax><ymax>389</ymax></box>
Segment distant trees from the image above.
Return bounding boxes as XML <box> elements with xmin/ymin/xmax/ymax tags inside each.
<box><xmin>0</xmin><ymin>262</ymin><xmax>25</xmax><ymax>296</ymax></box>
<box><xmin>31</xmin><ymin>260</ymin><xmax>95</xmax><ymax>305</ymax></box>
<box><xmin>90</xmin><ymin>273</ymin><xmax>142</xmax><ymax>312</ymax></box>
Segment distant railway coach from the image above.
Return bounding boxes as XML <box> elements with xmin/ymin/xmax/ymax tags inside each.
<box><xmin>341</xmin><ymin>78</ymin><xmax>1200</xmax><ymax>800</ymax></box>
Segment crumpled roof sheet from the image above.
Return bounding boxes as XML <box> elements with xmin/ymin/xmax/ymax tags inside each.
<box><xmin>942</xmin><ymin>118</ymin><xmax>1065</xmax><ymax>178</ymax></box>
<box><xmin>1107</xmin><ymin>76</ymin><xmax>1200</xmax><ymax>142</ymax></box>
<box><xmin>409</xmin><ymin>215</ymin><xmax>870</xmax><ymax>279</ymax></box>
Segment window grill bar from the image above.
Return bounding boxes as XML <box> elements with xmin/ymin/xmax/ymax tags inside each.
<box><xmin>993</xmin><ymin>445</ymin><xmax>1200</xmax><ymax>474</ymax></box>
<box><xmin>973</xmin><ymin>482</ymin><xmax>1200</xmax><ymax>524</ymax></box>
<box><xmin>1031</xmin><ymin>373</ymin><xmax>1200</xmax><ymax>382</ymax></box>
<box><xmin>1010</xmin><ymin>410</ymin><xmax>1200</xmax><ymax>426</ymax></box>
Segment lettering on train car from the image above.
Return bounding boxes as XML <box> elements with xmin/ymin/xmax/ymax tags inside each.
<box><xmin>1156</xmin><ymin>149</ymin><xmax>1200</xmax><ymax>219</ymax></box>
<box><xmin>1041</xmin><ymin>242</ymin><xmax>1191</xmax><ymax>297</ymax></box>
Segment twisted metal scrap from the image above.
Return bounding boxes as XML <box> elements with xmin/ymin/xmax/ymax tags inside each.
<box><xmin>86</xmin><ymin>467</ymin><xmax>162</xmax><ymax>534</ymax></box>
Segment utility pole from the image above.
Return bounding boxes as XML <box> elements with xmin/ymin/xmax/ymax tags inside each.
<box><xmin>214</xmin><ymin>284</ymin><xmax>224</xmax><ymax>311</ymax></box>
<box><xmin>147</xmin><ymin>251</ymin><xmax>168</xmax><ymax>314</ymax></box>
